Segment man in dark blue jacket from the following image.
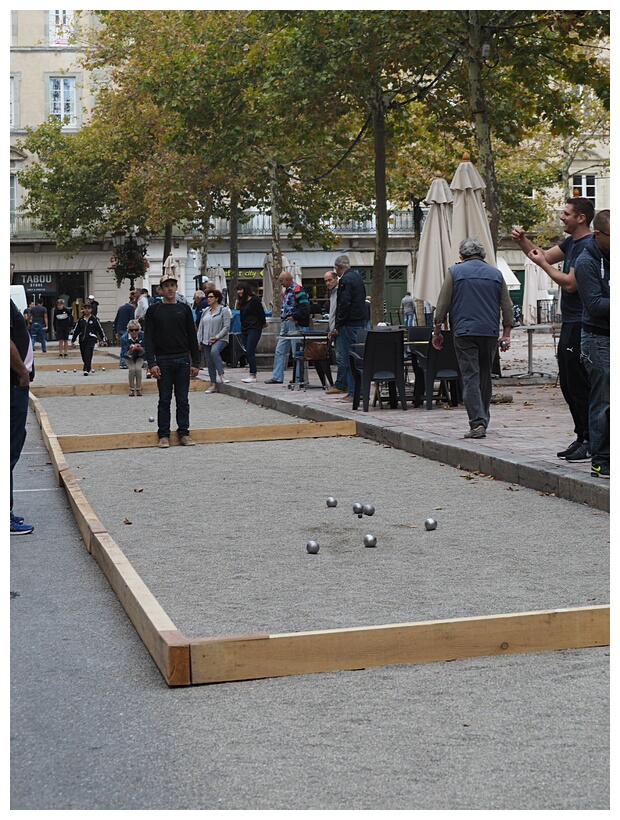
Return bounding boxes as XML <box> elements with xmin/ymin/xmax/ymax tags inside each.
<box><xmin>331</xmin><ymin>255</ymin><xmax>366</xmax><ymax>400</ymax></box>
<box><xmin>575</xmin><ymin>209</ymin><xmax>610</xmax><ymax>479</ymax></box>
<box><xmin>433</xmin><ymin>238</ymin><xmax>513</xmax><ymax>439</ymax></box>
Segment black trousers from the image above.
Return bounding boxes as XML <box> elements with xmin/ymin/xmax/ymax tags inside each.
<box><xmin>557</xmin><ymin>321</ymin><xmax>590</xmax><ymax>441</ymax></box>
<box><xmin>79</xmin><ymin>339</ymin><xmax>96</xmax><ymax>372</ymax></box>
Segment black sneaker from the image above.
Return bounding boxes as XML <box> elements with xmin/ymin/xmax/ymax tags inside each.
<box><xmin>591</xmin><ymin>463</ymin><xmax>610</xmax><ymax>479</ymax></box>
<box><xmin>557</xmin><ymin>439</ymin><xmax>583</xmax><ymax>459</ymax></box>
<box><xmin>264</xmin><ymin>378</ymin><xmax>283</xmax><ymax>384</ymax></box>
<box><xmin>565</xmin><ymin>441</ymin><xmax>591</xmax><ymax>462</ymax></box>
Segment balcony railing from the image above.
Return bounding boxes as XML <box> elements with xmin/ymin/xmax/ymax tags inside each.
<box><xmin>11</xmin><ymin>209</ymin><xmax>420</xmax><ymax>242</ymax></box>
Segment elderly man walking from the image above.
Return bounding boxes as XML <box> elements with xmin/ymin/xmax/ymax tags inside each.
<box><xmin>432</xmin><ymin>238</ymin><xmax>513</xmax><ymax>439</ymax></box>
<box><xmin>264</xmin><ymin>270</ymin><xmax>310</xmax><ymax>384</ymax></box>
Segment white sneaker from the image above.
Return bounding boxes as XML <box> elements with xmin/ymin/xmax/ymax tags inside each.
<box><xmin>217</xmin><ymin>374</ymin><xmax>230</xmax><ymax>384</ymax></box>
<box><xmin>205</xmin><ymin>386</ymin><xmax>216</xmax><ymax>393</ymax></box>
<box><xmin>241</xmin><ymin>376</ymin><xmax>257</xmax><ymax>383</ymax></box>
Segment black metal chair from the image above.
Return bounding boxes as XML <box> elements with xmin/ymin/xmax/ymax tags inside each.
<box><xmin>348</xmin><ymin>328</ymin><xmax>408</xmax><ymax>412</ymax></box>
<box><xmin>411</xmin><ymin>329</ymin><xmax>462</xmax><ymax>409</ymax></box>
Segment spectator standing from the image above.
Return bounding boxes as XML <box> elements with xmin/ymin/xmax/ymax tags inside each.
<box><xmin>113</xmin><ymin>297</ymin><xmax>136</xmax><ymax>368</ymax></box>
<box><xmin>574</xmin><ymin>209</ymin><xmax>610</xmax><ymax>479</ymax></box>
<box><xmin>512</xmin><ymin>197</ymin><xmax>593</xmax><ymax>462</ymax></box>
<box><xmin>70</xmin><ymin>304</ymin><xmax>107</xmax><ymax>375</ymax></box>
<box><xmin>193</xmin><ymin>290</ymin><xmax>209</xmax><ymax>328</ymax></box>
<box><xmin>144</xmin><ymin>271</ymin><xmax>200</xmax><ymax>448</ymax></box>
<box><xmin>119</xmin><ymin>320</ymin><xmax>145</xmax><ymax>396</ymax></box>
<box><xmin>236</xmin><ymin>283</ymin><xmax>267</xmax><ymax>384</ymax></box>
<box><xmin>432</xmin><ymin>238</ymin><xmax>513</xmax><ymax>439</ymax></box>
<box><xmin>323</xmin><ymin>270</ymin><xmax>347</xmax><ymax>395</ymax></box>
<box><xmin>331</xmin><ymin>255</ymin><xmax>366</xmax><ymax>401</ymax></box>
<box><xmin>400</xmin><ymin>291</ymin><xmax>415</xmax><ymax>326</ymax></box>
<box><xmin>29</xmin><ymin>297</ymin><xmax>48</xmax><ymax>352</ymax></box>
<box><xmin>53</xmin><ymin>298</ymin><xmax>73</xmax><ymax>358</ymax></box>
<box><xmin>198</xmin><ymin>289</ymin><xmax>232</xmax><ymax>393</ymax></box>
<box><xmin>86</xmin><ymin>294</ymin><xmax>99</xmax><ymax>316</ymax></box>
<box><xmin>135</xmin><ymin>288</ymin><xmax>152</xmax><ymax>328</ymax></box>
<box><xmin>264</xmin><ymin>271</ymin><xmax>310</xmax><ymax>384</ymax></box>
<box><xmin>10</xmin><ymin>293</ymin><xmax>35</xmax><ymax>535</ymax></box>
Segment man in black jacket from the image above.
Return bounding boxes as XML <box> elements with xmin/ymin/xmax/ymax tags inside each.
<box><xmin>330</xmin><ymin>255</ymin><xmax>366</xmax><ymax>400</ymax></box>
<box><xmin>70</xmin><ymin>304</ymin><xmax>107</xmax><ymax>375</ymax></box>
<box><xmin>11</xmin><ymin>292</ymin><xmax>35</xmax><ymax>535</ymax></box>
<box><xmin>144</xmin><ymin>272</ymin><xmax>200</xmax><ymax>448</ymax></box>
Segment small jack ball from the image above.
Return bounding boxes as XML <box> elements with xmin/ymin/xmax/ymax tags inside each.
<box><xmin>353</xmin><ymin>502</ymin><xmax>363</xmax><ymax>516</ymax></box>
<box><xmin>363</xmin><ymin>504</ymin><xmax>375</xmax><ymax>517</ymax></box>
<box><xmin>363</xmin><ymin>534</ymin><xmax>377</xmax><ymax>548</ymax></box>
<box><xmin>306</xmin><ymin>540</ymin><xmax>320</xmax><ymax>554</ymax></box>
<box><xmin>326</xmin><ymin>496</ymin><xmax>337</xmax><ymax>508</ymax></box>
<box><xmin>424</xmin><ymin>517</ymin><xmax>438</xmax><ymax>531</ymax></box>
<box><xmin>148</xmin><ymin>416</ymin><xmax>155</xmax><ymax>423</ymax></box>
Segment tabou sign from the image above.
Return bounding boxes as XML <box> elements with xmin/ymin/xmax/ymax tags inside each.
<box><xmin>14</xmin><ymin>273</ymin><xmax>57</xmax><ymax>295</ymax></box>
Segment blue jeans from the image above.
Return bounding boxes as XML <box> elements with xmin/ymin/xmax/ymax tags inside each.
<box><xmin>333</xmin><ymin>334</ymin><xmax>349</xmax><ymax>391</ymax></box>
<box><xmin>404</xmin><ymin>312</ymin><xmax>414</xmax><ymax>327</ymax></box>
<box><xmin>11</xmin><ymin>384</ymin><xmax>29</xmax><ymax>512</ymax></box>
<box><xmin>30</xmin><ymin>323</ymin><xmax>47</xmax><ymax>352</ymax></box>
<box><xmin>272</xmin><ymin>320</ymin><xmax>302</xmax><ymax>382</ymax></box>
<box><xmin>242</xmin><ymin>329</ymin><xmax>262</xmax><ymax>375</ymax></box>
<box><xmin>581</xmin><ymin>331</ymin><xmax>609</xmax><ymax>466</ymax></box>
<box><xmin>156</xmin><ymin>355</ymin><xmax>191</xmax><ymax>439</ymax></box>
<box><xmin>338</xmin><ymin>324</ymin><xmax>366</xmax><ymax>395</ymax></box>
<box><xmin>203</xmin><ymin>339</ymin><xmax>228</xmax><ymax>383</ymax></box>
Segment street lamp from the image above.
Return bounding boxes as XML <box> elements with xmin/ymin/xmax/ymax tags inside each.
<box><xmin>111</xmin><ymin>229</ymin><xmax>149</xmax><ymax>289</ymax></box>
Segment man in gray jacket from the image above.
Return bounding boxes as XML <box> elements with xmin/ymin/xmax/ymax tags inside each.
<box><xmin>433</xmin><ymin>238</ymin><xmax>513</xmax><ymax>439</ymax></box>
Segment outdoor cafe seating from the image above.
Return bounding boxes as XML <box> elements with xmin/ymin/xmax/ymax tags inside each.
<box><xmin>348</xmin><ymin>327</ymin><xmax>408</xmax><ymax>412</ymax></box>
<box><xmin>408</xmin><ymin>327</ymin><xmax>462</xmax><ymax>409</ymax></box>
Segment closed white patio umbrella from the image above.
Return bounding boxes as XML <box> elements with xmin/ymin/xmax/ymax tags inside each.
<box><xmin>413</xmin><ymin>175</ymin><xmax>453</xmax><ymax>308</ymax></box>
<box><xmin>449</xmin><ymin>152</ymin><xmax>496</xmax><ymax>266</ymax></box>
<box><xmin>522</xmin><ymin>257</ymin><xmax>551</xmax><ymax>325</ymax></box>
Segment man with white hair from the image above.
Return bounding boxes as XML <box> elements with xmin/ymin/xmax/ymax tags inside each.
<box><xmin>432</xmin><ymin>238</ymin><xmax>513</xmax><ymax>439</ymax></box>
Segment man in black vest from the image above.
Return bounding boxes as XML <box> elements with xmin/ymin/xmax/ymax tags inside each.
<box><xmin>433</xmin><ymin>238</ymin><xmax>513</xmax><ymax>439</ymax></box>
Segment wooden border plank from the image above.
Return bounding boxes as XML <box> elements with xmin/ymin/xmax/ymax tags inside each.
<box><xmin>30</xmin><ymin>381</ymin><xmax>205</xmax><ymax>398</ymax></box>
<box><xmin>56</xmin><ymin>420</ymin><xmax>357</xmax><ymax>452</ymax></box>
<box><xmin>189</xmin><ymin>605</ymin><xmax>610</xmax><ymax>684</ymax></box>
<box><xmin>60</xmin><ymin>469</ymin><xmax>108</xmax><ymax>552</ymax></box>
<box><xmin>90</xmin><ymin>531</ymin><xmax>190</xmax><ymax>686</ymax></box>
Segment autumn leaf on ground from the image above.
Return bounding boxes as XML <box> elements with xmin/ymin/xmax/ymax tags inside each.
<box><xmin>134</xmin><ymin>488</ymin><xmax>144</xmax><ymax>493</ymax></box>
<box><xmin>123</xmin><ymin>518</ymin><xmax>132</xmax><ymax>525</ymax></box>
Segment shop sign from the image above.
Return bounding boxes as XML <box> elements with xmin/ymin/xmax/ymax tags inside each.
<box><xmin>14</xmin><ymin>273</ymin><xmax>57</xmax><ymax>295</ymax></box>
<box><xmin>225</xmin><ymin>269</ymin><xmax>262</xmax><ymax>279</ymax></box>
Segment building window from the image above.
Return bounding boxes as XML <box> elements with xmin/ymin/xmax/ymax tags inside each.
<box><xmin>49</xmin><ymin>10</ymin><xmax>75</xmax><ymax>46</ymax></box>
<box><xmin>10</xmin><ymin>76</ymin><xmax>14</xmax><ymax>127</ymax></box>
<box><xmin>49</xmin><ymin>77</ymin><xmax>76</xmax><ymax>126</ymax></box>
<box><xmin>572</xmin><ymin>174</ymin><xmax>596</xmax><ymax>206</ymax></box>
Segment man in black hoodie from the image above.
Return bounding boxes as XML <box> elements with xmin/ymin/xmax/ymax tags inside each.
<box><xmin>574</xmin><ymin>209</ymin><xmax>610</xmax><ymax>479</ymax></box>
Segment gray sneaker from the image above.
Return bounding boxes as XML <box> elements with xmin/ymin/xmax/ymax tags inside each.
<box><xmin>564</xmin><ymin>441</ymin><xmax>591</xmax><ymax>462</ymax></box>
<box><xmin>464</xmin><ymin>425</ymin><xmax>486</xmax><ymax>439</ymax></box>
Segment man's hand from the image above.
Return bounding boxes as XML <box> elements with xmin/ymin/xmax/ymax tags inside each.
<box><xmin>498</xmin><ymin>335</ymin><xmax>511</xmax><ymax>351</ymax></box>
<box><xmin>528</xmin><ymin>248</ymin><xmax>545</xmax><ymax>267</ymax></box>
<box><xmin>190</xmin><ymin>367</ymin><xmax>199</xmax><ymax>379</ymax></box>
<box><xmin>431</xmin><ymin>333</ymin><xmax>443</xmax><ymax>350</ymax></box>
<box><xmin>150</xmin><ymin>365</ymin><xmax>161</xmax><ymax>380</ymax></box>
<box><xmin>511</xmin><ymin>227</ymin><xmax>526</xmax><ymax>244</ymax></box>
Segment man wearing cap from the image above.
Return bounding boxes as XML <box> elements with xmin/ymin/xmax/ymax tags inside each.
<box><xmin>86</xmin><ymin>294</ymin><xmax>99</xmax><ymax>316</ymax></box>
<box><xmin>144</xmin><ymin>271</ymin><xmax>200</xmax><ymax>448</ymax></box>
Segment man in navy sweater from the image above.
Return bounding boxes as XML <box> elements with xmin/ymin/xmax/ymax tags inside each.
<box><xmin>574</xmin><ymin>209</ymin><xmax>610</xmax><ymax>479</ymax></box>
<box><xmin>144</xmin><ymin>272</ymin><xmax>200</xmax><ymax>448</ymax></box>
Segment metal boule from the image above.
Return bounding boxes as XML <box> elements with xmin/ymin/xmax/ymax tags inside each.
<box><xmin>326</xmin><ymin>497</ymin><xmax>337</xmax><ymax>508</ymax></box>
<box><xmin>424</xmin><ymin>517</ymin><xmax>438</xmax><ymax>531</ymax></box>
<box><xmin>353</xmin><ymin>502</ymin><xmax>363</xmax><ymax>516</ymax></box>
<box><xmin>363</xmin><ymin>534</ymin><xmax>377</xmax><ymax>548</ymax></box>
<box><xmin>148</xmin><ymin>416</ymin><xmax>155</xmax><ymax>423</ymax></box>
<box><xmin>362</xmin><ymin>504</ymin><xmax>375</xmax><ymax>517</ymax></box>
<box><xmin>306</xmin><ymin>540</ymin><xmax>320</xmax><ymax>554</ymax></box>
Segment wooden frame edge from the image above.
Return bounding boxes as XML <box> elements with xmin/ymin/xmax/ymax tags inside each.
<box><xmin>57</xmin><ymin>420</ymin><xmax>357</xmax><ymax>452</ymax></box>
<box><xmin>90</xmin><ymin>532</ymin><xmax>191</xmax><ymax>686</ymax></box>
<box><xmin>189</xmin><ymin>605</ymin><xmax>610</xmax><ymax>684</ymax></box>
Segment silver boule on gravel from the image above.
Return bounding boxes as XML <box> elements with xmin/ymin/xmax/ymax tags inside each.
<box><xmin>148</xmin><ymin>416</ymin><xmax>155</xmax><ymax>423</ymax></box>
<box><xmin>326</xmin><ymin>496</ymin><xmax>337</xmax><ymax>508</ymax></box>
<box><xmin>353</xmin><ymin>502</ymin><xmax>363</xmax><ymax>517</ymax></box>
<box><xmin>363</xmin><ymin>534</ymin><xmax>377</xmax><ymax>548</ymax></box>
<box><xmin>424</xmin><ymin>517</ymin><xmax>438</xmax><ymax>531</ymax></box>
<box><xmin>362</xmin><ymin>504</ymin><xmax>375</xmax><ymax>517</ymax></box>
<box><xmin>306</xmin><ymin>540</ymin><xmax>320</xmax><ymax>554</ymax></box>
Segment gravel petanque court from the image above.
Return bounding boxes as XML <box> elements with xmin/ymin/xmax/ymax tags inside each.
<box><xmin>59</xmin><ymin>401</ymin><xmax>609</xmax><ymax>640</ymax></box>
